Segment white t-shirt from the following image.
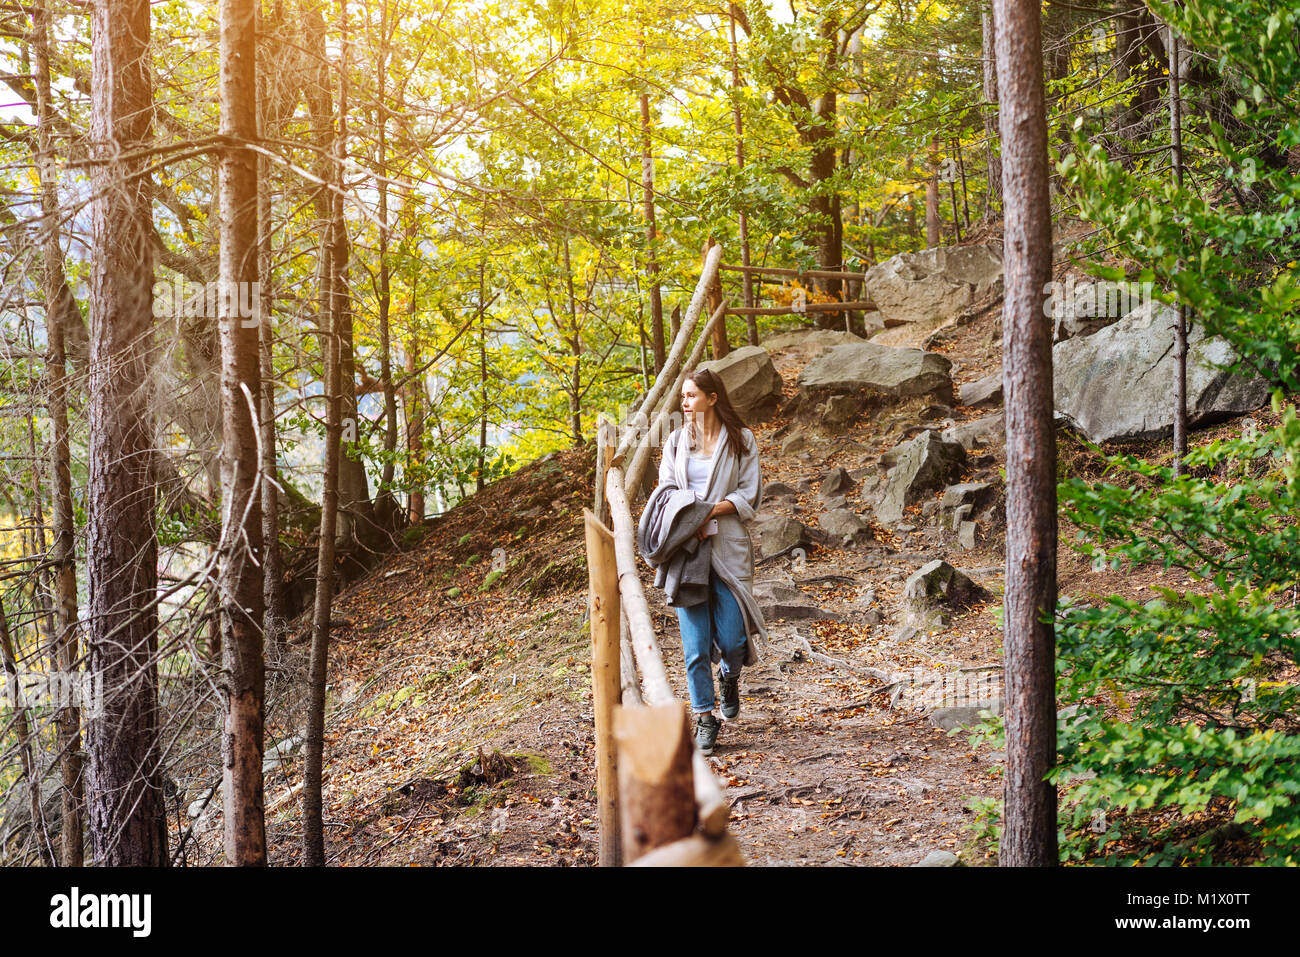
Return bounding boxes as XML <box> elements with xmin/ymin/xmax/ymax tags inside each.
<box><xmin>685</xmin><ymin>449</ymin><xmax>715</xmax><ymax>497</ymax></box>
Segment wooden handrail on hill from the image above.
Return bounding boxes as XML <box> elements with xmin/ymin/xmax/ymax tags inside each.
<box><xmin>583</xmin><ymin>246</ymin><xmax>744</xmax><ymax>867</ymax></box>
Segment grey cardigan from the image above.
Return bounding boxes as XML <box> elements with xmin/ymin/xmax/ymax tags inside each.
<box><xmin>641</xmin><ymin>425</ymin><xmax>768</xmax><ymax>665</ymax></box>
<box><xmin>638</xmin><ymin>485</ymin><xmax>716</xmax><ymax>609</ymax></box>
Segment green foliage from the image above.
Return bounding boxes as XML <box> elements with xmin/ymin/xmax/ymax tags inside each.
<box><xmin>1064</xmin><ymin>0</ymin><xmax>1300</xmax><ymax>389</ymax></box>
<box><xmin>1055</xmin><ymin>413</ymin><xmax>1300</xmax><ymax>865</ymax></box>
<box><xmin>964</xmin><ymin>795</ymin><xmax>1003</xmax><ymax>862</ymax></box>
<box><xmin>1038</xmin><ymin>0</ymin><xmax>1300</xmax><ymax>865</ymax></box>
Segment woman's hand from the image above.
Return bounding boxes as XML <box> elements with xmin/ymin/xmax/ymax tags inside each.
<box><xmin>695</xmin><ymin>500</ymin><xmax>737</xmax><ymax>540</ymax></box>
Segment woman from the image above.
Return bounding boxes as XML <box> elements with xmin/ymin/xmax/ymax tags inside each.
<box><xmin>648</xmin><ymin>368</ymin><xmax>767</xmax><ymax>756</ymax></box>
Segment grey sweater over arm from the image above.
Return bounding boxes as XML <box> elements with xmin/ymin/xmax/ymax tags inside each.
<box><xmin>637</xmin><ymin>425</ymin><xmax>768</xmax><ymax>666</ymax></box>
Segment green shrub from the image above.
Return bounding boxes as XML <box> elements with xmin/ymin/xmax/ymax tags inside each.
<box><xmin>1054</xmin><ymin>411</ymin><xmax>1300</xmax><ymax>864</ymax></box>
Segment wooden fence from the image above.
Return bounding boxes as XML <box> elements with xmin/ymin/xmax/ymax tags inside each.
<box><xmin>584</xmin><ymin>247</ymin><xmax>873</xmax><ymax>865</ymax></box>
<box><xmin>584</xmin><ymin>245</ymin><xmax>746</xmax><ymax>866</ymax></box>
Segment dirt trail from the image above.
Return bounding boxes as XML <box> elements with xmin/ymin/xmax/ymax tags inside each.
<box><xmin>638</xmin><ymin>329</ymin><xmax>1008</xmax><ymax>866</ymax></box>
<box><xmin>196</xmin><ymin>248</ymin><xmax>1269</xmax><ymax>867</ymax></box>
<box><xmin>218</xmin><ymin>296</ymin><xmax>1013</xmax><ymax>867</ymax></box>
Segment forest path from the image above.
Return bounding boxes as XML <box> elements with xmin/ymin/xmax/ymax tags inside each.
<box><xmin>260</xmin><ymin>303</ymin><xmax>1012</xmax><ymax>867</ymax></box>
<box><xmin>644</xmin><ymin>336</ymin><xmax>1007</xmax><ymax>865</ymax></box>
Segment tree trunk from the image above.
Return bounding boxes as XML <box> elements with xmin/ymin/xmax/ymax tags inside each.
<box><xmin>258</xmin><ymin>107</ymin><xmax>287</xmax><ymax>648</ymax></box>
<box><xmin>982</xmin><ymin>8</ymin><xmax>1002</xmax><ymax>212</ymax></box>
<box><xmin>301</xmin><ymin>0</ymin><xmax>368</xmax><ymax>547</ymax></box>
<box><xmin>477</xmin><ymin>259</ymin><xmax>488</xmax><ymax>491</ymax></box>
<box><xmin>404</xmin><ymin>297</ymin><xmax>425</xmax><ymax>523</ymax></box>
<box><xmin>32</xmin><ymin>0</ymin><xmax>84</xmax><ymax>867</ymax></box>
<box><xmin>401</xmin><ymin>184</ymin><xmax>425</xmax><ymax>523</ymax></box>
<box><xmin>217</xmin><ymin>0</ymin><xmax>267</xmax><ymax>867</ymax></box>
<box><xmin>926</xmin><ymin>138</ymin><xmax>942</xmax><ymax>247</ymax></box>
<box><xmin>303</xmin><ymin>219</ymin><xmax>340</xmax><ymax>868</ymax></box>
<box><xmin>1168</xmin><ymin>24</ymin><xmax>1188</xmax><ymax>471</ymax></box>
<box><xmin>640</xmin><ymin>89</ymin><xmax>666</xmax><ymax>373</ymax></box>
<box><xmin>375</xmin><ymin>10</ymin><xmax>400</xmax><ymax>525</ymax></box>
<box><xmin>87</xmin><ymin>0</ymin><xmax>169</xmax><ymax>867</ymax></box>
<box><xmin>905</xmin><ymin>158</ymin><xmax>920</xmax><ymax>245</ymax></box>
<box><xmin>303</xmin><ymin>0</ymin><xmax>350</xmax><ymax>862</ymax></box>
<box><xmin>729</xmin><ymin>6</ymin><xmax>756</xmax><ymax>334</ymax></box>
<box><xmin>948</xmin><ymin>142</ymin><xmax>964</xmax><ymax>242</ymax></box>
<box><xmin>994</xmin><ymin>0</ymin><xmax>1058</xmax><ymax>868</ymax></box>
<box><xmin>954</xmin><ymin>136</ymin><xmax>972</xmax><ymax>229</ymax></box>
<box><xmin>562</xmin><ymin>234</ymin><xmax>583</xmax><ymax>447</ymax></box>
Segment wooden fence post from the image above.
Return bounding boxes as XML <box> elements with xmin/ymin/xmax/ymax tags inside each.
<box><xmin>702</xmin><ymin>240</ymin><xmax>728</xmax><ymax>359</ymax></box>
<box><xmin>583</xmin><ymin>509</ymin><xmax>622</xmax><ymax>866</ymax></box>
<box><xmin>594</xmin><ymin>415</ymin><xmax>617</xmax><ymax>526</ymax></box>
<box><xmin>614</xmin><ymin>702</ymin><xmax>697</xmax><ymax>862</ymax></box>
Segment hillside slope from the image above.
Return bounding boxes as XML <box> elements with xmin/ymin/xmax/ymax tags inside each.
<box><xmin>188</xmin><ymin>249</ymin><xmax>1284</xmax><ymax>866</ymax></box>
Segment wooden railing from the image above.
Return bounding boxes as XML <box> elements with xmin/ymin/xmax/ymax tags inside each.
<box><xmin>583</xmin><ymin>249</ymin><xmax>875</xmax><ymax>864</ymax></box>
<box><xmin>583</xmin><ymin>245</ymin><xmax>745</xmax><ymax>866</ymax></box>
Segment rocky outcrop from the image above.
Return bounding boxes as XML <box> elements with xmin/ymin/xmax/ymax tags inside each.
<box><xmin>798</xmin><ymin>342</ymin><xmax>955</xmax><ymax>404</ymax></box>
<box><xmin>820</xmin><ymin>508</ymin><xmax>873</xmax><ymax>545</ymax></box>
<box><xmin>942</xmin><ymin>412</ymin><xmax>1003</xmax><ymax>451</ymax></box>
<box><xmin>940</xmin><ymin>482</ymin><xmax>998</xmax><ymax>515</ymax></box>
<box><xmin>763</xmin><ymin>329</ymin><xmax>868</xmax><ymax>358</ymax></box>
<box><xmin>1053</xmin><ymin>301</ymin><xmax>1271</xmax><ymax>442</ymax></box>
<box><xmin>874</xmin><ymin>431</ymin><xmax>966</xmax><ymax>525</ymax></box>
<box><xmin>902</xmin><ymin>559</ymin><xmax>990</xmax><ymax>628</ymax></box>
<box><xmin>958</xmin><ymin>371</ymin><xmax>1002</xmax><ymax>408</ymax></box>
<box><xmin>696</xmin><ymin>344</ymin><xmax>784</xmax><ymax>422</ymax></box>
<box><xmin>780</xmin><ymin>432</ymin><xmax>818</xmax><ymax>457</ymax></box>
<box><xmin>940</xmin><ymin>482</ymin><xmax>1000</xmax><ymax>550</ymax></box>
<box><xmin>1052</xmin><ymin>280</ymin><xmax>1131</xmax><ymax>342</ymax></box>
<box><xmin>820</xmin><ymin>393</ymin><xmax>864</xmax><ymax>430</ymax></box>
<box><xmin>863</xmin><ymin>243</ymin><xmax>1003</xmax><ymax>327</ymax></box>
<box><xmin>819</xmin><ymin>467</ymin><xmax>856</xmax><ymax>500</ymax></box>
<box><xmin>755</xmin><ymin>516</ymin><xmax>812</xmax><ymax>559</ymax></box>
<box><xmin>753</xmin><ymin>580</ymin><xmax>840</xmax><ymax>620</ymax></box>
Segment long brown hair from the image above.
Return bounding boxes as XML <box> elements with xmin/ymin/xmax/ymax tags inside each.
<box><xmin>685</xmin><ymin>368</ymin><xmax>752</xmax><ymax>456</ymax></box>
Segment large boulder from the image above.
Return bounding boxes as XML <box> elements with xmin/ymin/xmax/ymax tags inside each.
<box><xmin>763</xmin><ymin>329</ymin><xmax>867</xmax><ymax>357</ymax></box>
<box><xmin>821</xmin><ymin>508</ymin><xmax>873</xmax><ymax>545</ymax></box>
<box><xmin>797</xmin><ymin>342</ymin><xmax>954</xmax><ymax>404</ymax></box>
<box><xmin>863</xmin><ymin>243</ymin><xmax>1003</xmax><ymax>327</ymax></box>
<box><xmin>903</xmin><ymin>559</ymin><xmax>991</xmax><ymax>628</ymax></box>
<box><xmin>755</xmin><ymin>516</ymin><xmax>812</xmax><ymax>559</ymax></box>
<box><xmin>875</xmin><ymin>431</ymin><xmax>966</xmax><ymax>525</ymax></box>
<box><xmin>958</xmin><ymin>371</ymin><xmax>1002</xmax><ymax>408</ymax></box>
<box><xmin>942</xmin><ymin>411</ymin><xmax>1004</xmax><ymax>451</ymax></box>
<box><xmin>696</xmin><ymin>344</ymin><xmax>784</xmax><ymax>422</ymax></box>
<box><xmin>1052</xmin><ymin>280</ymin><xmax>1132</xmax><ymax>342</ymax></box>
<box><xmin>1053</xmin><ymin>301</ymin><xmax>1271</xmax><ymax>443</ymax></box>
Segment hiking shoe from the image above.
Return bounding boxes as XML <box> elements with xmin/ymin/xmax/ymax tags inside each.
<box><xmin>694</xmin><ymin>712</ymin><xmax>721</xmax><ymax>756</ymax></box>
<box><xmin>719</xmin><ymin>668</ymin><xmax>741</xmax><ymax>719</ymax></box>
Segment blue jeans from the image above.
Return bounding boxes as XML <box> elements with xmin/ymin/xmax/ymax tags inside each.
<box><xmin>675</xmin><ymin>572</ymin><xmax>747</xmax><ymax>714</ymax></box>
